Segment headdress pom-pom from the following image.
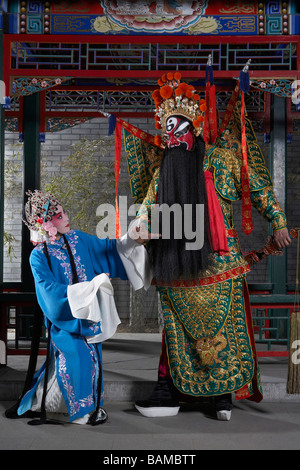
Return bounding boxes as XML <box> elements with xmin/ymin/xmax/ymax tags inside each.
<box><xmin>160</xmin><ymin>85</ymin><xmax>173</xmax><ymax>100</ymax></box>
<box><xmin>154</xmin><ymin>135</ymin><xmax>162</xmax><ymax>147</ymax></box>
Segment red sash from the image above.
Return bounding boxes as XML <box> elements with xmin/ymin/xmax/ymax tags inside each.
<box><xmin>204</xmin><ymin>170</ymin><xmax>229</xmax><ymax>255</ymax></box>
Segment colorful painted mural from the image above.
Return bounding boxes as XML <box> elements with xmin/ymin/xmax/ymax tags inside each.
<box><xmin>49</xmin><ymin>0</ymin><xmax>292</xmax><ymax>35</ymax></box>
<box><xmin>1</xmin><ymin>0</ymin><xmax>299</xmax><ymax>35</ymax></box>
<box><xmin>96</xmin><ymin>0</ymin><xmax>210</xmax><ymax>34</ymax></box>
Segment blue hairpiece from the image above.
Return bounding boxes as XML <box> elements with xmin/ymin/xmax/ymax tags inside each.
<box><xmin>42</xmin><ymin>201</ymin><xmax>50</xmax><ymax>221</ymax></box>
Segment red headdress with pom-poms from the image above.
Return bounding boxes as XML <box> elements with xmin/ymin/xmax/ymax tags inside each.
<box><xmin>152</xmin><ymin>72</ymin><xmax>206</xmax><ymax>146</ymax></box>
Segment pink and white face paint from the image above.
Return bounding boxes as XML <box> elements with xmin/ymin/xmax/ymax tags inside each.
<box><xmin>165</xmin><ymin>116</ymin><xmax>195</xmax><ymax>151</ymax></box>
<box><xmin>51</xmin><ymin>205</ymin><xmax>70</xmax><ymax>236</ymax></box>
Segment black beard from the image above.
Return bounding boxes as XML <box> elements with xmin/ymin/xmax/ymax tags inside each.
<box><xmin>148</xmin><ymin>136</ymin><xmax>211</xmax><ymax>283</ymax></box>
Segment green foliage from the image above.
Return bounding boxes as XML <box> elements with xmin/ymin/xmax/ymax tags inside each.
<box><xmin>42</xmin><ymin>137</ymin><xmax>119</xmax><ymax>234</ymax></box>
<box><xmin>3</xmin><ymin>142</ymin><xmax>23</xmax><ymax>259</ymax></box>
<box><xmin>5</xmin><ymin>154</ymin><xmax>22</xmax><ymax>200</ymax></box>
<box><xmin>4</xmin><ymin>231</ymin><xmax>17</xmax><ymax>261</ymax></box>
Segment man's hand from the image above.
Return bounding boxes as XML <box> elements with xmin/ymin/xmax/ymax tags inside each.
<box><xmin>273</xmin><ymin>228</ymin><xmax>291</xmax><ymax>249</ymax></box>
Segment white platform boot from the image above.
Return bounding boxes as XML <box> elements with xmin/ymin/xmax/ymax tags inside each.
<box><xmin>215</xmin><ymin>393</ymin><xmax>233</xmax><ymax>421</ymax></box>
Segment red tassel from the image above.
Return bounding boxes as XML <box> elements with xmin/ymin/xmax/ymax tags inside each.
<box><xmin>204</xmin><ymin>82</ymin><xmax>217</xmax><ymax>144</ymax></box>
<box><xmin>208</xmin><ymin>83</ymin><xmax>217</xmax><ymax>144</ymax></box>
<box><xmin>115</xmin><ymin>121</ymin><xmax>122</xmax><ymax>238</ymax></box>
<box><xmin>203</xmin><ymin>81</ymin><xmax>210</xmax><ymax>144</ymax></box>
<box><xmin>241</xmin><ymin>92</ymin><xmax>253</xmax><ymax>235</ymax></box>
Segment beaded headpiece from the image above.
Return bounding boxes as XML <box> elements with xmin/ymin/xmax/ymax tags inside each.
<box><xmin>23</xmin><ymin>190</ymin><xmax>60</xmax><ymax>244</ymax></box>
<box><xmin>152</xmin><ymin>72</ymin><xmax>207</xmax><ymax>146</ymax></box>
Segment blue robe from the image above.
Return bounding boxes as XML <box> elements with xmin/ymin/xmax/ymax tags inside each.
<box><xmin>17</xmin><ymin>230</ymin><xmax>127</xmax><ymax>422</ymax></box>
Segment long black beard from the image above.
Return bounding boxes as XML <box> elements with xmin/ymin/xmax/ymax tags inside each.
<box><xmin>148</xmin><ymin>136</ymin><xmax>211</xmax><ymax>283</ymax></box>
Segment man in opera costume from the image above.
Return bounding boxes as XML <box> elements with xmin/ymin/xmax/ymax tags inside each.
<box><xmin>133</xmin><ymin>72</ymin><xmax>291</xmax><ymax>421</ymax></box>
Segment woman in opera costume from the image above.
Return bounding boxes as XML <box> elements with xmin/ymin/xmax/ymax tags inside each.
<box><xmin>6</xmin><ymin>190</ymin><xmax>151</xmax><ymax>425</ymax></box>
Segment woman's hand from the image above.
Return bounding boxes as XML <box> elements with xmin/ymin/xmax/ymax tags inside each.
<box><xmin>130</xmin><ymin>222</ymin><xmax>161</xmax><ymax>244</ymax></box>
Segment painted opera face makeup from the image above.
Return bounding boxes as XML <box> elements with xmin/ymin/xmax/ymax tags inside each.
<box><xmin>165</xmin><ymin>116</ymin><xmax>195</xmax><ymax>151</ymax></box>
<box><xmin>51</xmin><ymin>205</ymin><xmax>70</xmax><ymax>236</ymax></box>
